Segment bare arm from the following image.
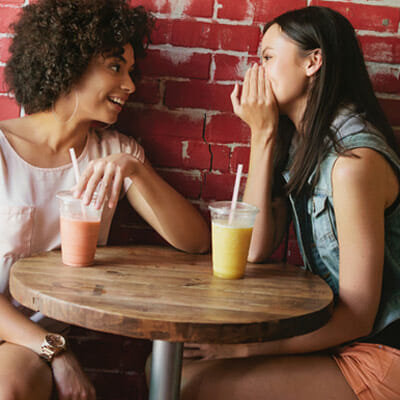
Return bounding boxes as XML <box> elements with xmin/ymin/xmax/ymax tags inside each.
<box><xmin>185</xmin><ymin>148</ymin><xmax>396</xmax><ymax>360</ymax></box>
<box><xmin>75</xmin><ymin>153</ymin><xmax>210</xmax><ymax>254</ymax></box>
<box><xmin>231</xmin><ymin>64</ymin><xmax>289</xmax><ymax>262</ymax></box>
<box><xmin>125</xmin><ymin>159</ymin><xmax>210</xmax><ymax>254</ymax></box>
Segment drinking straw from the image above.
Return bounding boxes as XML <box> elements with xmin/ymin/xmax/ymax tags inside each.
<box><xmin>69</xmin><ymin>148</ymin><xmax>81</xmax><ymax>185</ymax></box>
<box><xmin>228</xmin><ymin>164</ymin><xmax>243</xmax><ymax>225</ymax></box>
<box><xmin>69</xmin><ymin>148</ymin><xmax>87</xmax><ymax>217</ymax></box>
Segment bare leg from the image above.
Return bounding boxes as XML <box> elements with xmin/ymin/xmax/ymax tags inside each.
<box><xmin>182</xmin><ymin>354</ymin><xmax>358</xmax><ymax>400</ymax></box>
<box><xmin>0</xmin><ymin>342</ymin><xmax>52</xmax><ymax>400</ymax></box>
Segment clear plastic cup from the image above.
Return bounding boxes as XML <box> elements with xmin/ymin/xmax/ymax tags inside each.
<box><xmin>208</xmin><ymin>201</ymin><xmax>259</xmax><ymax>279</ymax></box>
<box><xmin>56</xmin><ymin>191</ymin><xmax>103</xmax><ymax>267</ymax></box>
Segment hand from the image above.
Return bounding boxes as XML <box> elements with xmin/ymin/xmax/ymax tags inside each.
<box><xmin>231</xmin><ymin>64</ymin><xmax>279</xmax><ymax>143</ymax></box>
<box><xmin>51</xmin><ymin>351</ymin><xmax>96</xmax><ymax>400</ymax></box>
<box><xmin>74</xmin><ymin>153</ymin><xmax>141</xmax><ymax>209</ymax></box>
<box><xmin>183</xmin><ymin>343</ymin><xmax>248</xmax><ymax>361</ymax></box>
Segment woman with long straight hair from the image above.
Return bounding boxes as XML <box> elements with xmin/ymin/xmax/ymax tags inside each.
<box><xmin>182</xmin><ymin>6</ymin><xmax>400</xmax><ymax>400</ymax></box>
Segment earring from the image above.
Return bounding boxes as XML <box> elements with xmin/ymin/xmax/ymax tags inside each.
<box><xmin>52</xmin><ymin>91</ymin><xmax>79</xmax><ymax>123</ymax></box>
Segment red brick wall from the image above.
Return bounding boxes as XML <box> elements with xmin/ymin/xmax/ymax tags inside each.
<box><xmin>1</xmin><ymin>1</ymin><xmax>399</xmax><ymax>399</ymax></box>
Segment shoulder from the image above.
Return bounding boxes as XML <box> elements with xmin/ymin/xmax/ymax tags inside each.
<box><xmin>333</xmin><ymin>148</ymin><xmax>389</xmax><ymax>185</ymax></box>
<box><xmin>332</xmin><ymin>148</ymin><xmax>392</xmax><ymax>208</ymax></box>
<box><xmin>88</xmin><ymin>128</ymin><xmax>145</xmax><ymax>162</ymax></box>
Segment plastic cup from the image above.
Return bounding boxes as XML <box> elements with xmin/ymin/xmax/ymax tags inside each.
<box><xmin>208</xmin><ymin>201</ymin><xmax>259</xmax><ymax>279</ymax></box>
<box><xmin>56</xmin><ymin>191</ymin><xmax>103</xmax><ymax>267</ymax></box>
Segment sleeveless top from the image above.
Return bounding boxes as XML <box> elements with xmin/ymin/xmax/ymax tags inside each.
<box><xmin>282</xmin><ymin>107</ymin><xmax>400</xmax><ymax>344</ymax></box>
<box><xmin>0</xmin><ymin>128</ymin><xmax>144</xmax><ymax>325</ymax></box>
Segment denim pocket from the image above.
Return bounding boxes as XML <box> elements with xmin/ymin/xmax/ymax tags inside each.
<box><xmin>310</xmin><ymin>195</ymin><xmax>338</xmax><ymax>249</ymax></box>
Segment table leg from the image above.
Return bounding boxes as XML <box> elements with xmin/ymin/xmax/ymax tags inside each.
<box><xmin>149</xmin><ymin>340</ymin><xmax>183</xmax><ymax>400</ymax></box>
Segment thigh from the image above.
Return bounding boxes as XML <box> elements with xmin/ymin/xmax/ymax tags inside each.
<box><xmin>0</xmin><ymin>342</ymin><xmax>53</xmax><ymax>400</ymax></box>
<box><xmin>182</xmin><ymin>354</ymin><xmax>358</xmax><ymax>400</ymax></box>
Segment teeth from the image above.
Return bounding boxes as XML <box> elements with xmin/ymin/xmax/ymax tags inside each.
<box><xmin>109</xmin><ymin>97</ymin><xmax>124</xmax><ymax>106</ymax></box>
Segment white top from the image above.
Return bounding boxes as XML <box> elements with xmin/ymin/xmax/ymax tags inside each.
<box><xmin>0</xmin><ymin>128</ymin><xmax>144</xmax><ymax>322</ymax></box>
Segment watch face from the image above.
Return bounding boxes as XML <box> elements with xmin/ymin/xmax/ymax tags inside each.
<box><xmin>47</xmin><ymin>334</ymin><xmax>66</xmax><ymax>348</ymax></box>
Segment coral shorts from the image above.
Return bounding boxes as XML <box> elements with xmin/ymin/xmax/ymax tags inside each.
<box><xmin>332</xmin><ymin>342</ymin><xmax>400</xmax><ymax>400</ymax></box>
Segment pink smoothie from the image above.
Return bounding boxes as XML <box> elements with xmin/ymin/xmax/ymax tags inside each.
<box><xmin>60</xmin><ymin>216</ymin><xmax>101</xmax><ymax>266</ymax></box>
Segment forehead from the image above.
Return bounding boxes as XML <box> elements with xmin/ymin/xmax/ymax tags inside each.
<box><xmin>102</xmin><ymin>43</ymin><xmax>135</xmax><ymax>63</ymax></box>
<box><xmin>261</xmin><ymin>23</ymin><xmax>296</xmax><ymax>52</ymax></box>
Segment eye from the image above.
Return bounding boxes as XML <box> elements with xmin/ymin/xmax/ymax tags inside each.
<box><xmin>263</xmin><ymin>55</ymin><xmax>271</xmax><ymax>62</ymax></box>
<box><xmin>110</xmin><ymin>63</ymin><xmax>121</xmax><ymax>72</ymax></box>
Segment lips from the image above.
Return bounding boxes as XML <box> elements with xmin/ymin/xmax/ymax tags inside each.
<box><xmin>108</xmin><ymin>96</ymin><xmax>125</xmax><ymax>107</ymax></box>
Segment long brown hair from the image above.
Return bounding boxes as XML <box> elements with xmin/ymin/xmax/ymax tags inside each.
<box><xmin>265</xmin><ymin>6</ymin><xmax>397</xmax><ymax>197</ymax></box>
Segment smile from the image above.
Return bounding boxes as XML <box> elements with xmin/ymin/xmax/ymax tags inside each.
<box><xmin>108</xmin><ymin>97</ymin><xmax>125</xmax><ymax>106</ymax></box>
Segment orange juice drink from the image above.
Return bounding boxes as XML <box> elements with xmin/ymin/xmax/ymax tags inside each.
<box><xmin>60</xmin><ymin>217</ymin><xmax>101</xmax><ymax>266</ymax></box>
<box><xmin>212</xmin><ymin>220</ymin><xmax>253</xmax><ymax>279</ymax></box>
<box><xmin>57</xmin><ymin>190</ymin><xmax>103</xmax><ymax>267</ymax></box>
<box><xmin>208</xmin><ymin>201</ymin><xmax>259</xmax><ymax>279</ymax></box>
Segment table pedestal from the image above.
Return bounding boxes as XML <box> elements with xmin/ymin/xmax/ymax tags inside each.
<box><xmin>149</xmin><ymin>340</ymin><xmax>183</xmax><ymax>400</ymax></box>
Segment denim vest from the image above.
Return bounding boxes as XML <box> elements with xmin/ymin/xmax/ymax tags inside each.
<box><xmin>282</xmin><ymin>109</ymin><xmax>400</xmax><ymax>338</ymax></box>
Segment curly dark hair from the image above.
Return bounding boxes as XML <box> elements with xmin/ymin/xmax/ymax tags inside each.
<box><xmin>5</xmin><ymin>0</ymin><xmax>154</xmax><ymax>114</ymax></box>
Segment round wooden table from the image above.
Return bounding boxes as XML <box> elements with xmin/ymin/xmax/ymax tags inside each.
<box><xmin>10</xmin><ymin>245</ymin><xmax>334</xmax><ymax>400</ymax></box>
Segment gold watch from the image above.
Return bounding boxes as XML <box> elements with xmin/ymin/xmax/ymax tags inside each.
<box><xmin>39</xmin><ymin>333</ymin><xmax>67</xmax><ymax>362</ymax></box>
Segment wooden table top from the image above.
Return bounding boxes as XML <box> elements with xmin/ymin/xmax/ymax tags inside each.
<box><xmin>10</xmin><ymin>245</ymin><xmax>334</xmax><ymax>343</ymax></box>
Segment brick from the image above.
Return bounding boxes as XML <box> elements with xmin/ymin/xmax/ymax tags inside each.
<box><xmin>379</xmin><ymin>97</ymin><xmax>400</xmax><ymax>126</ymax></box>
<box><xmin>0</xmin><ymin>67</ymin><xmax>7</xmax><ymax>93</ymax></box>
<box><xmin>171</xmin><ymin>20</ymin><xmax>260</xmax><ymax>53</ymax></box>
<box><xmin>0</xmin><ymin>37</ymin><xmax>11</xmax><ymax>63</ymax></box>
<box><xmin>0</xmin><ymin>96</ymin><xmax>20</xmax><ymax>119</ymax></box>
<box><xmin>368</xmin><ymin>65</ymin><xmax>400</xmax><ymax>94</ymax></box>
<box><xmin>254</xmin><ymin>0</ymin><xmax>307</xmax><ymax>24</ymax></box>
<box><xmin>210</xmin><ymin>144</ymin><xmax>230</xmax><ymax>172</ymax></box>
<box><xmin>311</xmin><ymin>1</ymin><xmax>400</xmax><ymax>33</ymax></box>
<box><xmin>183</xmin><ymin>0</ymin><xmax>214</xmax><ymax>18</ymax></box>
<box><xmin>129</xmin><ymin>0</ymin><xmax>172</xmax><ymax>14</ymax></box>
<box><xmin>0</xmin><ymin>0</ymin><xmax>25</xmax><ymax>5</ymax></box>
<box><xmin>138</xmin><ymin>49</ymin><xmax>211</xmax><ymax>79</ymax></box>
<box><xmin>206</xmin><ymin>113</ymin><xmax>251</xmax><ymax>144</ymax></box>
<box><xmin>131</xmin><ymin>79</ymin><xmax>160</xmax><ymax>105</ymax></box>
<box><xmin>0</xmin><ymin>6</ymin><xmax>21</xmax><ymax>32</ymax></box>
<box><xmin>359</xmin><ymin>35</ymin><xmax>400</xmax><ymax>65</ymax></box>
<box><xmin>214</xmin><ymin>54</ymin><xmax>259</xmax><ymax>81</ymax></box>
<box><xmin>117</xmin><ymin>107</ymin><xmax>205</xmax><ymax>140</ymax></box>
<box><xmin>287</xmin><ymin>238</ymin><xmax>303</xmax><ymax>266</ymax></box>
<box><xmin>201</xmin><ymin>172</ymin><xmax>236</xmax><ymax>200</ymax></box>
<box><xmin>185</xmin><ymin>140</ymin><xmax>211</xmax><ymax>169</ymax></box>
<box><xmin>140</xmin><ymin>136</ymin><xmax>210</xmax><ymax>169</ymax></box>
<box><xmin>217</xmin><ymin>0</ymin><xmax>255</xmax><ymax>21</ymax></box>
<box><xmin>219</xmin><ymin>0</ymin><xmax>296</xmax><ymax>23</ymax></box>
<box><xmin>230</xmin><ymin>146</ymin><xmax>250</xmax><ymax>173</ymax></box>
<box><xmin>157</xmin><ymin>169</ymin><xmax>202</xmax><ymax>198</ymax></box>
<box><xmin>150</xmin><ymin>19</ymin><xmax>173</xmax><ymax>44</ymax></box>
<box><xmin>165</xmin><ymin>81</ymin><xmax>234</xmax><ymax>111</ymax></box>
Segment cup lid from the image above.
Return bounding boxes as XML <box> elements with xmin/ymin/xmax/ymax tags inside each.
<box><xmin>208</xmin><ymin>201</ymin><xmax>259</xmax><ymax>216</ymax></box>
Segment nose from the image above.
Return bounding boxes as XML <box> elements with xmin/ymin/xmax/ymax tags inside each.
<box><xmin>122</xmin><ymin>74</ymin><xmax>136</xmax><ymax>94</ymax></box>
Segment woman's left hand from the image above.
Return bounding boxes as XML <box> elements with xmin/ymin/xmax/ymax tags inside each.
<box><xmin>183</xmin><ymin>343</ymin><xmax>248</xmax><ymax>361</ymax></box>
<box><xmin>74</xmin><ymin>153</ymin><xmax>141</xmax><ymax>209</ymax></box>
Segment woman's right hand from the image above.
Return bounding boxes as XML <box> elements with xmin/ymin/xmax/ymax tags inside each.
<box><xmin>52</xmin><ymin>351</ymin><xmax>96</xmax><ymax>400</ymax></box>
<box><xmin>230</xmin><ymin>64</ymin><xmax>279</xmax><ymax>144</ymax></box>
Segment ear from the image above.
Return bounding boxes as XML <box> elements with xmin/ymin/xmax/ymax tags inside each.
<box><xmin>305</xmin><ymin>49</ymin><xmax>322</xmax><ymax>77</ymax></box>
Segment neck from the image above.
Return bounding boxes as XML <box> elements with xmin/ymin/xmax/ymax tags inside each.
<box><xmin>285</xmin><ymin>95</ymin><xmax>307</xmax><ymax>133</ymax></box>
<box><xmin>28</xmin><ymin>111</ymin><xmax>92</xmax><ymax>155</ymax></box>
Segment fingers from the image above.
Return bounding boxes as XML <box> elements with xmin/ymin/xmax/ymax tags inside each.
<box><xmin>108</xmin><ymin>167</ymin><xmax>122</xmax><ymax>209</ymax></box>
<box><xmin>230</xmin><ymin>83</ymin><xmax>240</xmax><ymax>115</ymax></box>
<box><xmin>258</xmin><ymin>65</ymin><xmax>266</xmax><ymax>101</ymax></box>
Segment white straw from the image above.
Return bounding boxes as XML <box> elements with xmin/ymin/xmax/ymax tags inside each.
<box><xmin>229</xmin><ymin>164</ymin><xmax>243</xmax><ymax>225</ymax></box>
<box><xmin>69</xmin><ymin>148</ymin><xmax>80</xmax><ymax>185</ymax></box>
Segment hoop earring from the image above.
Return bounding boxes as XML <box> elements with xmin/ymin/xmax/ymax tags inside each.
<box><xmin>52</xmin><ymin>91</ymin><xmax>79</xmax><ymax>123</ymax></box>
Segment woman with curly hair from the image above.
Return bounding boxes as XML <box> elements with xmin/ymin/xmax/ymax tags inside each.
<box><xmin>0</xmin><ymin>1</ymin><xmax>210</xmax><ymax>399</ymax></box>
<box><xmin>182</xmin><ymin>6</ymin><xmax>400</xmax><ymax>400</ymax></box>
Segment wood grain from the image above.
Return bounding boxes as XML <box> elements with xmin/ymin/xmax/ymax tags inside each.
<box><xmin>10</xmin><ymin>246</ymin><xmax>334</xmax><ymax>343</ymax></box>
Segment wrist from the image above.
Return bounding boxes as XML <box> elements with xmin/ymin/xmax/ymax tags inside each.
<box><xmin>39</xmin><ymin>333</ymin><xmax>67</xmax><ymax>363</ymax></box>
